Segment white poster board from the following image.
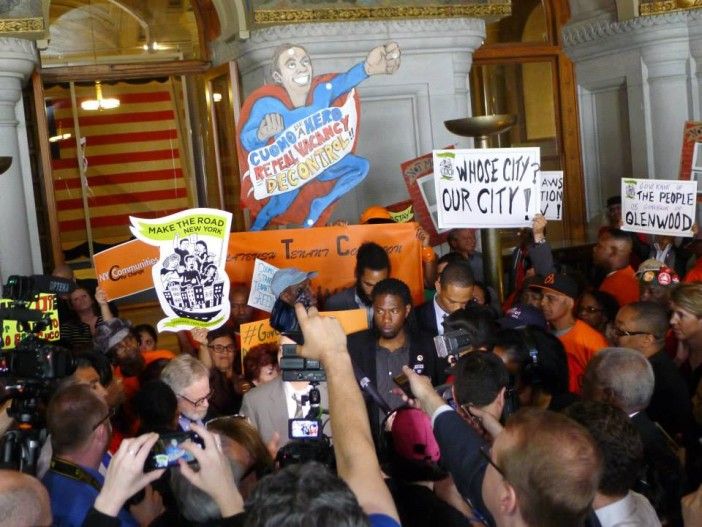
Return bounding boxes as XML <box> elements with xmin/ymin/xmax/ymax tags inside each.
<box><xmin>540</xmin><ymin>171</ymin><xmax>564</xmax><ymax>221</ymax></box>
<box><xmin>432</xmin><ymin>148</ymin><xmax>541</xmax><ymax>228</ymax></box>
<box><xmin>621</xmin><ymin>178</ymin><xmax>697</xmax><ymax>237</ymax></box>
<box><xmin>248</xmin><ymin>258</ymin><xmax>279</xmax><ymax>313</ymax></box>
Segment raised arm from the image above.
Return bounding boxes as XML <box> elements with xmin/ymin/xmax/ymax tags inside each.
<box><xmin>295</xmin><ymin>304</ymin><xmax>399</xmax><ymax>522</ymax></box>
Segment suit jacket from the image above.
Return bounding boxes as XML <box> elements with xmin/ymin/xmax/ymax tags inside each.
<box><xmin>239</xmin><ymin>376</ymin><xmax>331</xmax><ymax>449</ymax></box>
<box><xmin>415</xmin><ymin>300</ymin><xmax>439</xmax><ymax>337</ymax></box>
<box><xmin>347</xmin><ymin>328</ymin><xmax>442</xmax><ymax>444</ymax></box>
<box><xmin>433</xmin><ymin>410</ymin><xmax>493</xmax><ymax>526</ymax></box>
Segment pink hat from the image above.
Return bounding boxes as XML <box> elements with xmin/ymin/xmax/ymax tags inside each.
<box><xmin>391</xmin><ymin>408</ymin><xmax>441</xmax><ymax>463</ymax></box>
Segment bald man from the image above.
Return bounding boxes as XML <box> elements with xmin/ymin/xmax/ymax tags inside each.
<box><xmin>0</xmin><ymin>469</ymin><xmax>52</xmax><ymax>527</ymax></box>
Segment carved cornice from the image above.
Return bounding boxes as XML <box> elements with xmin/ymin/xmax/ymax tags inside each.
<box><xmin>253</xmin><ymin>4</ymin><xmax>510</xmax><ymax>25</ymax></box>
<box><xmin>562</xmin><ymin>10</ymin><xmax>693</xmax><ymax>48</ymax></box>
<box><xmin>0</xmin><ymin>17</ymin><xmax>44</xmax><ymax>34</ymax></box>
<box><xmin>0</xmin><ymin>36</ymin><xmax>37</xmax><ymax>58</ymax></box>
<box><xmin>245</xmin><ymin>17</ymin><xmax>485</xmax><ymax>44</ymax></box>
<box><xmin>640</xmin><ymin>1</ymin><xmax>702</xmax><ymax>16</ymax></box>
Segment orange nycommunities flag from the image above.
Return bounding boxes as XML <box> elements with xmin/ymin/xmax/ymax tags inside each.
<box><xmin>94</xmin><ymin>241</ymin><xmax>160</xmax><ymax>301</ymax></box>
<box><xmin>226</xmin><ymin>223</ymin><xmax>424</xmax><ymax>305</ymax></box>
<box><xmin>46</xmin><ymin>80</ymin><xmax>193</xmax><ymax>251</ymax></box>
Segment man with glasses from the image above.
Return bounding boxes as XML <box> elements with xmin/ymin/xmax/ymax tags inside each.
<box><xmin>613</xmin><ymin>301</ymin><xmax>692</xmax><ymax>441</ymax></box>
<box><xmin>161</xmin><ymin>354</ymin><xmax>212</xmax><ymax>431</ymax></box>
<box><xmin>533</xmin><ymin>273</ymin><xmax>607</xmax><ymax>394</ymax></box>
<box><xmin>401</xmin><ymin>366</ymin><xmax>602</xmax><ymax>527</ymax></box>
<box><xmin>42</xmin><ymin>384</ymin><xmax>162</xmax><ymax>526</ymax></box>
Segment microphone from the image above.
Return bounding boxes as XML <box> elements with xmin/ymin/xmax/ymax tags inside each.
<box><xmin>353</xmin><ymin>365</ymin><xmax>392</xmax><ymax>415</ymax></box>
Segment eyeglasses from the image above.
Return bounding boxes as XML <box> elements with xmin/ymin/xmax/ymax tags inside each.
<box><xmin>612</xmin><ymin>326</ymin><xmax>650</xmax><ymax>338</ymax></box>
<box><xmin>92</xmin><ymin>407</ymin><xmax>115</xmax><ymax>431</ymax></box>
<box><xmin>479</xmin><ymin>444</ymin><xmax>506</xmax><ymax>479</ymax></box>
<box><xmin>208</xmin><ymin>344</ymin><xmax>236</xmax><ymax>354</ymax></box>
<box><xmin>578</xmin><ymin>306</ymin><xmax>603</xmax><ymax>314</ymax></box>
<box><xmin>178</xmin><ymin>389</ymin><xmax>214</xmax><ymax>407</ymax></box>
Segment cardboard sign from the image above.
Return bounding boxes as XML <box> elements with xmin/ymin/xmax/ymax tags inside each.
<box><xmin>401</xmin><ymin>150</ymin><xmax>450</xmax><ymax>246</ymax></box>
<box><xmin>386</xmin><ymin>201</ymin><xmax>414</xmax><ymax>223</ymax></box>
<box><xmin>678</xmin><ymin>121</ymin><xmax>702</xmax><ymax>182</ymax></box>
<box><xmin>248</xmin><ymin>259</ymin><xmax>279</xmax><ymax>313</ymax></box>
<box><xmin>433</xmin><ymin>148</ymin><xmax>541</xmax><ymax>229</ymax></box>
<box><xmin>540</xmin><ymin>171</ymin><xmax>564</xmax><ymax>221</ymax></box>
<box><xmin>236</xmin><ymin>43</ymin><xmax>400</xmax><ymax>230</ymax></box>
<box><xmin>621</xmin><ymin>178</ymin><xmax>697</xmax><ymax>237</ymax></box>
<box><xmin>239</xmin><ymin>308</ymin><xmax>369</xmax><ymax>357</ymax></box>
<box><xmin>226</xmin><ymin>222</ymin><xmax>424</xmax><ymax>306</ymax></box>
<box><xmin>1</xmin><ymin>294</ymin><xmax>60</xmax><ymax>349</ymax></box>
<box><xmin>130</xmin><ymin>208</ymin><xmax>233</xmax><ymax>332</ymax></box>
<box><xmin>94</xmin><ymin>240</ymin><xmax>161</xmax><ymax>301</ymax></box>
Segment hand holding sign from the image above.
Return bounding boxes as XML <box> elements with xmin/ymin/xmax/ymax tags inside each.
<box><xmin>365</xmin><ymin>42</ymin><xmax>401</xmax><ymax>75</ymax></box>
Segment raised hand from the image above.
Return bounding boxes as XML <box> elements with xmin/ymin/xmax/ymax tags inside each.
<box><xmin>364</xmin><ymin>42</ymin><xmax>401</xmax><ymax>76</ymax></box>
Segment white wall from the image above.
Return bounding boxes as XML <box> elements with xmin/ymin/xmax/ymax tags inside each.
<box><xmin>563</xmin><ymin>9</ymin><xmax>702</xmax><ymax>236</ymax></box>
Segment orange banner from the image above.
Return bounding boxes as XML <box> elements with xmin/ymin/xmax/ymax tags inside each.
<box><xmin>239</xmin><ymin>308</ymin><xmax>369</xmax><ymax>357</ymax></box>
<box><xmin>226</xmin><ymin>222</ymin><xmax>424</xmax><ymax>305</ymax></box>
<box><xmin>93</xmin><ymin>223</ymin><xmax>423</xmax><ymax>304</ymax></box>
<box><xmin>94</xmin><ymin>240</ymin><xmax>160</xmax><ymax>301</ymax></box>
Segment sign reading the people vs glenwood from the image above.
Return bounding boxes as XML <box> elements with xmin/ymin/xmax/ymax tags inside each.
<box><xmin>621</xmin><ymin>178</ymin><xmax>697</xmax><ymax>237</ymax></box>
<box><xmin>433</xmin><ymin>148</ymin><xmax>541</xmax><ymax>229</ymax></box>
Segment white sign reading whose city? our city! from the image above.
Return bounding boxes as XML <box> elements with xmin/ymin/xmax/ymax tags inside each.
<box><xmin>433</xmin><ymin>148</ymin><xmax>541</xmax><ymax>229</ymax></box>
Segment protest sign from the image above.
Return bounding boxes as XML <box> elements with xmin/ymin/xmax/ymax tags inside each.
<box><xmin>94</xmin><ymin>240</ymin><xmax>160</xmax><ymax>301</ymax></box>
<box><xmin>386</xmin><ymin>200</ymin><xmax>414</xmax><ymax>223</ymax></box>
<box><xmin>433</xmin><ymin>148</ymin><xmax>541</xmax><ymax>229</ymax></box>
<box><xmin>678</xmin><ymin>121</ymin><xmax>702</xmax><ymax>184</ymax></box>
<box><xmin>248</xmin><ymin>259</ymin><xmax>279</xmax><ymax>313</ymax></box>
<box><xmin>540</xmin><ymin>171</ymin><xmax>564</xmax><ymax>221</ymax></box>
<box><xmin>130</xmin><ymin>208</ymin><xmax>233</xmax><ymax>332</ymax></box>
<box><xmin>1</xmin><ymin>294</ymin><xmax>59</xmax><ymax>349</ymax></box>
<box><xmin>621</xmin><ymin>178</ymin><xmax>697</xmax><ymax>237</ymax></box>
<box><xmin>226</xmin><ymin>222</ymin><xmax>424</xmax><ymax>305</ymax></box>
<box><xmin>401</xmin><ymin>150</ymin><xmax>450</xmax><ymax>246</ymax></box>
<box><xmin>236</xmin><ymin>42</ymin><xmax>401</xmax><ymax>230</ymax></box>
<box><xmin>239</xmin><ymin>308</ymin><xmax>369</xmax><ymax>358</ymax></box>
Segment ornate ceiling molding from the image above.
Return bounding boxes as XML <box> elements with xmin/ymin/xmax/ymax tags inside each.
<box><xmin>562</xmin><ymin>10</ymin><xmax>693</xmax><ymax>48</ymax></box>
<box><xmin>252</xmin><ymin>4</ymin><xmax>510</xmax><ymax>25</ymax></box>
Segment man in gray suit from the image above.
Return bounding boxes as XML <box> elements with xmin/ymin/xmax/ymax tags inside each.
<box><xmin>240</xmin><ymin>336</ymin><xmax>330</xmax><ymax>449</ymax></box>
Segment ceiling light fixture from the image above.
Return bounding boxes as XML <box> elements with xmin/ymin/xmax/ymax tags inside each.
<box><xmin>80</xmin><ymin>81</ymin><xmax>120</xmax><ymax>111</ymax></box>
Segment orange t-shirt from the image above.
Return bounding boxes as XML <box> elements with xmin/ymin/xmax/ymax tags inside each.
<box><xmin>557</xmin><ymin>320</ymin><xmax>608</xmax><ymax>394</ymax></box>
<box><xmin>599</xmin><ymin>266</ymin><xmax>639</xmax><ymax>307</ymax></box>
<box><xmin>684</xmin><ymin>259</ymin><xmax>702</xmax><ymax>283</ymax></box>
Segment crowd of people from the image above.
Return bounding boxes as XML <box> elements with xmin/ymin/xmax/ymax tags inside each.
<box><xmin>3</xmin><ymin>197</ymin><xmax>702</xmax><ymax>527</ymax></box>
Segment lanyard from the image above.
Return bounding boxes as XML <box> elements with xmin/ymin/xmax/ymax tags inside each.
<box><xmin>49</xmin><ymin>457</ymin><xmax>101</xmax><ymax>492</ymax></box>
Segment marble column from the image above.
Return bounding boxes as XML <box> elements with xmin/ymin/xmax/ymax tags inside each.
<box><xmin>0</xmin><ymin>37</ymin><xmax>41</xmax><ymax>282</ymax></box>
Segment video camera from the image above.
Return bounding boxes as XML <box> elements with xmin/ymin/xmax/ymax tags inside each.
<box><xmin>279</xmin><ymin>343</ymin><xmax>325</xmax><ymax>383</ymax></box>
<box><xmin>433</xmin><ymin>329</ymin><xmax>473</xmax><ymax>361</ymax></box>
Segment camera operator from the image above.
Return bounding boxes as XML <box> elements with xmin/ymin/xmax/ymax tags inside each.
<box><xmin>42</xmin><ymin>384</ymin><xmax>163</xmax><ymax>526</ymax></box>
<box><xmin>240</xmin><ymin>335</ymin><xmax>330</xmax><ymax>451</ymax></box>
<box><xmin>451</xmin><ymin>351</ymin><xmax>510</xmax><ymax>441</ymax></box>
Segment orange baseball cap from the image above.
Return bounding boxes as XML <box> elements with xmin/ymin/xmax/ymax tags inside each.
<box><xmin>359</xmin><ymin>205</ymin><xmax>392</xmax><ymax>224</ymax></box>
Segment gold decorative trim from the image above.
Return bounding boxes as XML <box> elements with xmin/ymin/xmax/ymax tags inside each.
<box><xmin>253</xmin><ymin>4</ymin><xmax>512</xmax><ymax>25</ymax></box>
<box><xmin>0</xmin><ymin>17</ymin><xmax>44</xmax><ymax>33</ymax></box>
<box><xmin>640</xmin><ymin>1</ymin><xmax>702</xmax><ymax>16</ymax></box>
